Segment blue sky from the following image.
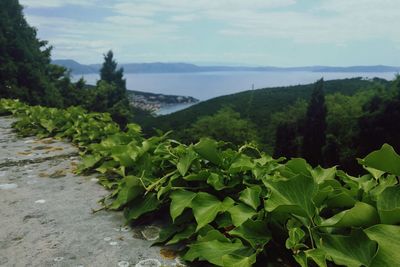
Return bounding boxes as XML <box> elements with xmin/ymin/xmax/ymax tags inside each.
<box><xmin>20</xmin><ymin>0</ymin><xmax>400</xmax><ymax>66</ymax></box>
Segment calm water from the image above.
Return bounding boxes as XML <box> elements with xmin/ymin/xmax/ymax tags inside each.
<box><xmin>77</xmin><ymin>71</ymin><xmax>396</xmax><ymax>101</ymax></box>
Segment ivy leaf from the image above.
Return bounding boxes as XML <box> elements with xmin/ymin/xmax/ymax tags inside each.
<box><xmin>169</xmin><ymin>190</ymin><xmax>196</xmax><ymax>222</ymax></box>
<box><xmin>364</xmin><ymin>224</ymin><xmax>400</xmax><ymax>267</ymax></box>
<box><xmin>221</xmin><ymin>253</ymin><xmax>257</xmax><ymax>267</ymax></box>
<box><xmin>184</xmin><ymin>238</ymin><xmax>244</xmax><ymax>266</ymax></box>
<box><xmin>239</xmin><ymin>186</ymin><xmax>262</xmax><ymax>210</ymax></box>
<box><xmin>229</xmin><ymin>154</ymin><xmax>255</xmax><ymax>173</ymax></box>
<box><xmin>318</xmin><ymin>230</ymin><xmax>377</xmax><ymax>267</ymax></box>
<box><xmin>177</xmin><ymin>149</ymin><xmax>198</xmax><ymax>176</ymax></box>
<box><xmin>207</xmin><ymin>173</ymin><xmax>227</xmax><ymax>190</ymax></box>
<box><xmin>376</xmin><ymin>185</ymin><xmax>400</xmax><ymax>224</ymax></box>
<box><xmin>359</xmin><ymin>144</ymin><xmax>400</xmax><ymax>176</ymax></box>
<box><xmin>285</xmin><ymin>227</ymin><xmax>306</xmax><ymax>250</ymax></box>
<box><xmin>295</xmin><ymin>249</ymin><xmax>327</xmax><ymax>267</ymax></box>
<box><xmin>228</xmin><ymin>204</ymin><xmax>257</xmax><ymax>227</ymax></box>
<box><xmin>192</xmin><ymin>192</ymin><xmax>224</xmax><ymax>231</ymax></box>
<box><xmin>229</xmin><ymin>219</ymin><xmax>271</xmax><ymax>249</ymax></box>
<box><xmin>79</xmin><ymin>154</ymin><xmax>101</xmax><ymax>171</ymax></box>
<box><xmin>263</xmin><ymin>173</ymin><xmax>317</xmax><ymax>219</ymax></box>
<box><xmin>194</xmin><ymin>138</ymin><xmax>222</xmax><ymax>166</ymax></box>
<box><xmin>109</xmin><ymin>176</ymin><xmax>144</xmax><ymax>210</ymax></box>
<box><xmin>311</xmin><ymin>166</ymin><xmax>337</xmax><ymax>184</ymax></box>
<box><xmin>320</xmin><ymin>202</ymin><xmax>379</xmax><ymax>228</ymax></box>
<box><xmin>124</xmin><ymin>193</ymin><xmax>159</xmax><ymax>221</ymax></box>
<box><xmin>167</xmin><ymin>224</ymin><xmax>196</xmax><ymax>245</ymax></box>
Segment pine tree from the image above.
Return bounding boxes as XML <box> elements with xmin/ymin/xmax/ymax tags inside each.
<box><xmin>99</xmin><ymin>50</ymin><xmax>126</xmax><ymax>106</ymax></box>
<box><xmin>94</xmin><ymin>50</ymin><xmax>132</xmax><ymax>126</ymax></box>
<box><xmin>302</xmin><ymin>78</ymin><xmax>327</xmax><ymax>166</ymax></box>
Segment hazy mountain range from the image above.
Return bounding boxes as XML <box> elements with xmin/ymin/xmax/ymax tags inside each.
<box><xmin>53</xmin><ymin>59</ymin><xmax>400</xmax><ymax>75</ymax></box>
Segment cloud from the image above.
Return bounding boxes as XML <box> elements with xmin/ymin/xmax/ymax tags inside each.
<box><xmin>20</xmin><ymin>0</ymin><xmax>99</xmax><ymax>8</ymax></box>
<box><xmin>20</xmin><ymin>0</ymin><xmax>400</xmax><ymax>64</ymax></box>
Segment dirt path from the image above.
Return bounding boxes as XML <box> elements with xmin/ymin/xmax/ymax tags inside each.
<box><xmin>0</xmin><ymin>117</ymin><xmax>177</xmax><ymax>267</ymax></box>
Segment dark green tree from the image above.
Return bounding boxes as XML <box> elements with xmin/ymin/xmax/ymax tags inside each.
<box><xmin>302</xmin><ymin>79</ymin><xmax>327</xmax><ymax>166</ymax></box>
<box><xmin>99</xmin><ymin>50</ymin><xmax>126</xmax><ymax>106</ymax></box>
<box><xmin>356</xmin><ymin>76</ymin><xmax>400</xmax><ymax>157</ymax></box>
<box><xmin>273</xmin><ymin>122</ymin><xmax>300</xmax><ymax>159</ymax></box>
<box><xmin>0</xmin><ymin>0</ymin><xmax>66</xmax><ymax>107</ymax></box>
<box><xmin>88</xmin><ymin>50</ymin><xmax>133</xmax><ymax>126</ymax></box>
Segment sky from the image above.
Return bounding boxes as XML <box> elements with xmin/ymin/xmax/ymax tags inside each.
<box><xmin>20</xmin><ymin>0</ymin><xmax>400</xmax><ymax>66</ymax></box>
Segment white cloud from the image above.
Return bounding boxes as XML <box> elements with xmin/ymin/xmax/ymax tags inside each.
<box><xmin>20</xmin><ymin>0</ymin><xmax>99</xmax><ymax>8</ymax></box>
<box><xmin>20</xmin><ymin>0</ymin><xmax>400</xmax><ymax>63</ymax></box>
<box><xmin>169</xmin><ymin>14</ymin><xmax>199</xmax><ymax>22</ymax></box>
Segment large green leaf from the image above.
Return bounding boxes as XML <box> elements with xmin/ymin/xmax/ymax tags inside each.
<box><xmin>169</xmin><ymin>190</ymin><xmax>196</xmax><ymax>222</ymax></box>
<box><xmin>311</xmin><ymin>166</ymin><xmax>337</xmax><ymax>184</ymax></box>
<box><xmin>191</xmin><ymin>193</ymin><xmax>232</xmax><ymax>231</ymax></box>
<box><xmin>263</xmin><ymin>173</ymin><xmax>317</xmax><ymax>219</ymax></box>
<box><xmin>228</xmin><ymin>204</ymin><xmax>257</xmax><ymax>227</ymax></box>
<box><xmin>318</xmin><ymin>230</ymin><xmax>377</xmax><ymax>267</ymax></box>
<box><xmin>222</xmin><ymin>253</ymin><xmax>257</xmax><ymax>267</ymax></box>
<box><xmin>166</xmin><ymin>224</ymin><xmax>196</xmax><ymax>245</ymax></box>
<box><xmin>320</xmin><ymin>202</ymin><xmax>379</xmax><ymax>228</ymax></box>
<box><xmin>239</xmin><ymin>186</ymin><xmax>262</xmax><ymax>210</ymax></box>
<box><xmin>229</xmin><ymin>154</ymin><xmax>255</xmax><ymax>173</ymax></box>
<box><xmin>193</xmin><ymin>138</ymin><xmax>222</xmax><ymax>165</ymax></box>
<box><xmin>229</xmin><ymin>219</ymin><xmax>271</xmax><ymax>249</ymax></box>
<box><xmin>109</xmin><ymin>176</ymin><xmax>144</xmax><ymax>210</ymax></box>
<box><xmin>184</xmin><ymin>238</ymin><xmax>244</xmax><ymax>266</ymax></box>
<box><xmin>124</xmin><ymin>193</ymin><xmax>159</xmax><ymax>220</ymax></box>
<box><xmin>177</xmin><ymin>149</ymin><xmax>198</xmax><ymax>176</ymax></box>
<box><xmin>364</xmin><ymin>224</ymin><xmax>400</xmax><ymax>267</ymax></box>
<box><xmin>376</xmin><ymin>185</ymin><xmax>400</xmax><ymax>224</ymax></box>
<box><xmin>359</xmin><ymin>144</ymin><xmax>400</xmax><ymax>176</ymax></box>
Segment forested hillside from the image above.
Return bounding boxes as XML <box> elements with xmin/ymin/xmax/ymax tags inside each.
<box><xmin>141</xmin><ymin>77</ymin><xmax>397</xmax><ymax>174</ymax></box>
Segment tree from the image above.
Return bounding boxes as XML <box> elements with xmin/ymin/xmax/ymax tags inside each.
<box><xmin>186</xmin><ymin>107</ymin><xmax>260</xmax><ymax>146</ymax></box>
<box><xmin>99</xmin><ymin>50</ymin><xmax>126</xmax><ymax>106</ymax></box>
<box><xmin>90</xmin><ymin>50</ymin><xmax>133</xmax><ymax>126</ymax></box>
<box><xmin>302</xmin><ymin>79</ymin><xmax>327</xmax><ymax>166</ymax></box>
<box><xmin>270</xmin><ymin>99</ymin><xmax>307</xmax><ymax>156</ymax></box>
<box><xmin>0</xmin><ymin>0</ymin><xmax>66</xmax><ymax>107</ymax></box>
<box><xmin>356</xmin><ymin>76</ymin><xmax>400</xmax><ymax>158</ymax></box>
<box><xmin>273</xmin><ymin>122</ymin><xmax>299</xmax><ymax>159</ymax></box>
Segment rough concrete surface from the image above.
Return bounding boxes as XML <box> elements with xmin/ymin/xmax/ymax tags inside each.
<box><xmin>0</xmin><ymin>117</ymin><xmax>178</xmax><ymax>267</ymax></box>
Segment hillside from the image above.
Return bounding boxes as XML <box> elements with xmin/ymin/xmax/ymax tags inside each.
<box><xmin>141</xmin><ymin>77</ymin><xmax>391</xmax><ymax>150</ymax></box>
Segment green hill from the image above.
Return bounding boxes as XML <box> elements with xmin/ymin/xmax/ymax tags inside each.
<box><xmin>141</xmin><ymin>77</ymin><xmax>391</xmax><ymax>150</ymax></box>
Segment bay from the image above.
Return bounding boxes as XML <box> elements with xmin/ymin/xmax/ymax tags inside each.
<box><xmin>76</xmin><ymin>71</ymin><xmax>396</xmax><ymax>101</ymax></box>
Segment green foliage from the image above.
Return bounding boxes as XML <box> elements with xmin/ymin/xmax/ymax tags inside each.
<box><xmin>144</xmin><ymin>78</ymin><xmax>384</xmax><ymax>152</ymax></box>
<box><xmin>0</xmin><ymin>0</ymin><xmax>76</xmax><ymax>107</ymax></box>
<box><xmin>302</xmin><ymin>79</ymin><xmax>327</xmax><ymax>166</ymax></box>
<box><xmin>185</xmin><ymin>107</ymin><xmax>260</xmax><ymax>146</ymax></box>
<box><xmin>2</xmin><ymin>98</ymin><xmax>400</xmax><ymax>266</ymax></box>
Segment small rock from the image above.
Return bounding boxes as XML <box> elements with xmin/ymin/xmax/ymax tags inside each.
<box><xmin>120</xmin><ymin>226</ymin><xmax>130</xmax><ymax>232</ymax></box>
<box><xmin>141</xmin><ymin>226</ymin><xmax>161</xmax><ymax>241</ymax></box>
<box><xmin>118</xmin><ymin>261</ymin><xmax>130</xmax><ymax>267</ymax></box>
<box><xmin>103</xmin><ymin>237</ymin><xmax>112</xmax><ymax>242</ymax></box>
<box><xmin>54</xmin><ymin>257</ymin><xmax>64</xmax><ymax>262</ymax></box>
<box><xmin>109</xmin><ymin>241</ymin><xmax>118</xmax><ymax>246</ymax></box>
<box><xmin>90</xmin><ymin>178</ymin><xmax>99</xmax><ymax>183</ymax></box>
<box><xmin>135</xmin><ymin>259</ymin><xmax>161</xmax><ymax>267</ymax></box>
<box><xmin>35</xmin><ymin>199</ymin><xmax>46</xmax><ymax>204</ymax></box>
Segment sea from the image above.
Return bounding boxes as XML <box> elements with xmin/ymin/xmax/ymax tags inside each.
<box><xmin>75</xmin><ymin>71</ymin><xmax>397</xmax><ymax>115</ymax></box>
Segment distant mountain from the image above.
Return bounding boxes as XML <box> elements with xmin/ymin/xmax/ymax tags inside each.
<box><xmin>52</xmin><ymin>59</ymin><xmax>400</xmax><ymax>75</ymax></box>
<box><xmin>52</xmin><ymin>59</ymin><xmax>98</xmax><ymax>74</ymax></box>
